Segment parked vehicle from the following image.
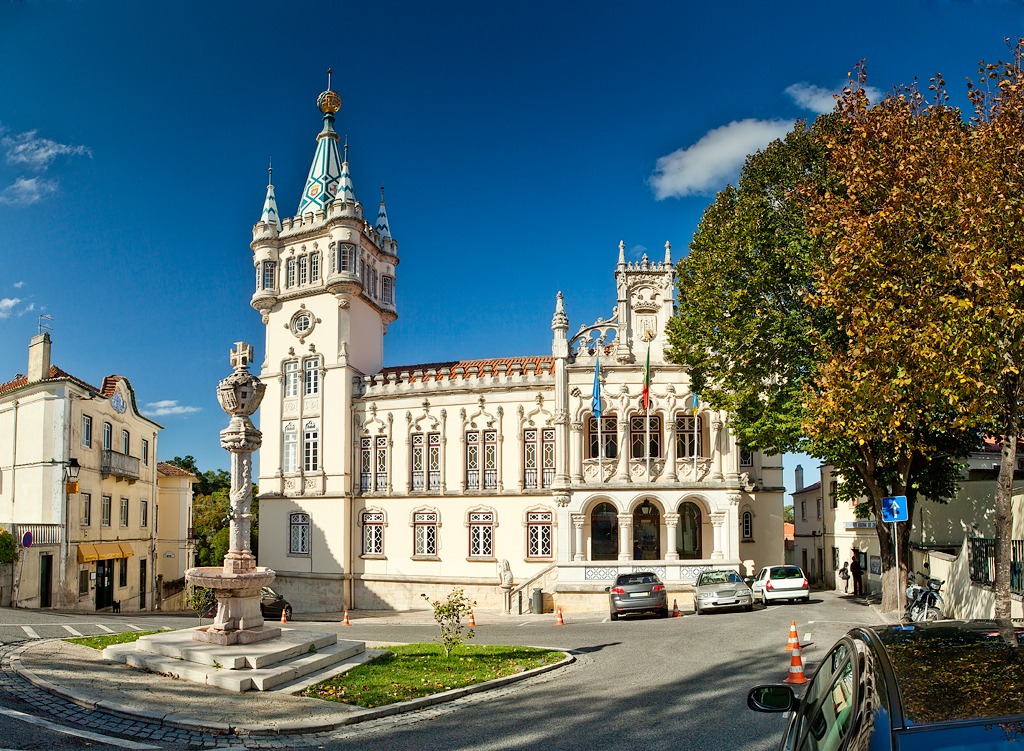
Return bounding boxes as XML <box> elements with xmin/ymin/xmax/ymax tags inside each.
<box><xmin>260</xmin><ymin>586</ymin><xmax>292</xmax><ymax>620</ymax></box>
<box><xmin>605</xmin><ymin>571</ymin><xmax>668</xmax><ymax>620</ymax></box>
<box><xmin>904</xmin><ymin>573</ymin><xmax>944</xmax><ymax>622</ymax></box>
<box><xmin>750</xmin><ymin>565</ymin><xmax>810</xmax><ymax>605</ymax></box>
<box><xmin>747</xmin><ymin>620</ymin><xmax>1024</xmax><ymax>750</ymax></box>
<box><xmin>694</xmin><ymin>569</ymin><xmax>754</xmax><ymax>614</ymax></box>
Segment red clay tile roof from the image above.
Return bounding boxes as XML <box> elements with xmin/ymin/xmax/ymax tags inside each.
<box><xmin>0</xmin><ymin>365</ymin><xmax>100</xmax><ymax>397</ymax></box>
<box><xmin>378</xmin><ymin>356</ymin><xmax>554</xmax><ymax>382</ymax></box>
<box><xmin>157</xmin><ymin>462</ymin><xmax>197</xmax><ymax>479</ymax></box>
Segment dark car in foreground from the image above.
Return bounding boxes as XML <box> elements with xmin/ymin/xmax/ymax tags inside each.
<box><xmin>259</xmin><ymin>586</ymin><xmax>292</xmax><ymax>620</ymax></box>
<box><xmin>748</xmin><ymin>620</ymin><xmax>1024</xmax><ymax>751</ymax></box>
<box><xmin>606</xmin><ymin>571</ymin><xmax>668</xmax><ymax>620</ymax></box>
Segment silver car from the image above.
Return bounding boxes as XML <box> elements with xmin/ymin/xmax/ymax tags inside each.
<box><xmin>694</xmin><ymin>569</ymin><xmax>754</xmax><ymax>614</ymax></box>
<box><xmin>606</xmin><ymin>571</ymin><xmax>669</xmax><ymax>620</ymax></box>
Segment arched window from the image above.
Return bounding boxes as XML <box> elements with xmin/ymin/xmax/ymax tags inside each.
<box><xmin>340</xmin><ymin>243</ymin><xmax>356</xmax><ymax>273</ymax></box>
<box><xmin>289</xmin><ymin>513</ymin><xmax>310</xmax><ymax>555</ymax></box>
<box><xmin>361</xmin><ymin>511</ymin><xmax>384</xmax><ymax>555</ymax></box>
<box><xmin>675</xmin><ymin>414</ymin><xmax>703</xmax><ymax>457</ymax></box>
<box><xmin>587</xmin><ymin>416</ymin><xmax>617</xmax><ymax>459</ymax></box>
<box><xmin>591</xmin><ymin>502</ymin><xmax>618</xmax><ymax>560</ymax></box>
<box><xmin>630</xmin><ymin>416</ymin><xmax>661</xmax><ymax>458</ymax></box>
<box><xmin>742</xmin><ymin>510</ymin><xmax>754</xmax><ymax>541</ymax></box>
<box><xmin>677</xmin><ymin>501</ymin><xmax>702</xmax><ymax>559</ymax></box>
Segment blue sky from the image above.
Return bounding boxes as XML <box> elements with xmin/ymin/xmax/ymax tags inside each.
<box><xmin>1</xmin><ymin>1</ymin><xmax>1021</xmax><ymax>489</ymax></box>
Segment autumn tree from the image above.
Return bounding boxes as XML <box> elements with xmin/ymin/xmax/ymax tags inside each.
<box><xmin>667</xmin><ymin>105</ymin><xmax>974</xmax><ymax>611</ymax></box>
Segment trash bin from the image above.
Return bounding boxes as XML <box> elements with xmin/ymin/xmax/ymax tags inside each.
<box><xmin>532</xmin><ymin>588</ymin><xmax>543</xmax><ymax>614</ymax></box>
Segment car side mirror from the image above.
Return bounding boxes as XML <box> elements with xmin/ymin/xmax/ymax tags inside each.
<box><xmin>604</xmin><ymin>586</ymin><xmax>610</xmax><ymax>593</ymax></box>
<box><xmin>744</xmin><ymin>577</ymin><xmax>753</xmax><ymax>585</ymax></box>
<box><xmin>747</xmin><ymin>685</ymin><xmax>798</xmax><ymax>713</ymax></box>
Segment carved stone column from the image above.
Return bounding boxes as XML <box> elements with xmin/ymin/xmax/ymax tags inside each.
<box><xmin>618</xmin><ymin>513</ymin><xmax>633</xmax><ymax>561</ymax></box>
<box><xmin>571</xmin><ymin>514</ymin><xmax>586</xmax><ymax>561</ymax></box>
<box><xmin>713</xmin><ymin>417</ymin><xmax>724</xmax><ymax>481</ymax></box>
<box><xmin>616</xmin><ymin>418</ymin><xmax>630</xmax><ymax>482</ymax></box>
<box><xmin>710</xmin><ymin>511</ymin><xmax>727</xmax><ymax>560</ymax></box>
<box><xmin>666</xmin><ymin>414</ymin><xmax>678</xmax><ymax>482</ymax></box>
<box><xmin>664</xmin><ymin>513</ymin><xmax>680</xmax><ymax>561</ymax></box>
<box><xmin>571</xmin><ymin>421</ymin><xmax>584</xmax><ymax>484</ymax></box>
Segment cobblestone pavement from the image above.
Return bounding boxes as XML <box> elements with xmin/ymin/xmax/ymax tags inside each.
<box><xmin>0</xmin><ymin>642</ymin><xmax>572</xmax><ymax>750</ymax></box>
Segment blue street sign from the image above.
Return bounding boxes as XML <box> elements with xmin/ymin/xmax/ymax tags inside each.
<box><xmin>881</xmin><ymin>495</ymin><xmax>909</xmax><ymax>523</ymax></box>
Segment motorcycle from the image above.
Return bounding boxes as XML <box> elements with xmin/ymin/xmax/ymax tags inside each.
<box><xmin>904</xmin><ymin>573</ymin><xmax>944</xmax><ymax>622</ymax></box>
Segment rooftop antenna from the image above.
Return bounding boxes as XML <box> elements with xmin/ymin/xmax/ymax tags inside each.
<box><xmin>37</xmin><ymin>314</ymin><xmax>53</xmax><ymax>335</ymax></box>
<box><xmin>327</xmin><ymin>67</ymin><xmax>333</xmax><ymax>90</ymax></box>
<box><xmin>268</xmin><ymin>158</ymin><xmax>273</xmax><ymax>186</ymax></box>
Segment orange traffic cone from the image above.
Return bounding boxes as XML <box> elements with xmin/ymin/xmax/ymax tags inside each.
<box><xmin>786</xmin><ymin>620</ymin><xmax>799</xmax><ymax>651</ymax></box>
<box><xmin>468</xmin><ymin>610</ymin><xmax>477</xmax><ymax>627</ymax></box>
<box><xmin>555</xmin><ymin>608</ymin><xmax>565</xmax><ymax>626</ymax></box>
<box><xmin>784</xmin><ymin>643</ymin><xmax>809</xmax><ymax>684</ymax></box>
<box><xmin>280</xmin><ymin>608</ymin><xmax>288</xmax><ymax>625</ymax></box>
<box><xmin>342</xmin><ymin>609</ymin><xmax>351</xmax><ymax>626</ymax></box>
<box><xmin>672</xmin><ymin>599</ymin><xmax>681</xmax><ymax>617</ymax></box>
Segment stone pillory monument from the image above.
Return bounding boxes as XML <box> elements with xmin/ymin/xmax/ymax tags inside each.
<box><xmin>103</xmin><ymin>344</ymin><xmax>365</xmax><ymax>692</ymax></box>
<box><xmin>185</xmin><ymin>342</ymin><xmax>279</xmax><ymax>645</ymax></box>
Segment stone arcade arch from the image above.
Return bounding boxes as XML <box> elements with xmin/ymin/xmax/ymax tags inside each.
<box><xmin>590</xmin><ymin>501</ymin><xmax>618</xmax><ymax>561</ymax></box>
<box><xmin>631</xmin><ymin>498</ymin><xmax>662</xmax><ymax>561</ymax></box>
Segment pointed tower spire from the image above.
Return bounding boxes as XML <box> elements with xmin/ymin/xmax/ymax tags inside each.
<box><xmin>336</xmin><ymin>135</ymin><xmax>356</xmax><ymax>204</ymax></box>
<box><xmin>261</xmin><ymin>161</ymin><xmax>281</xmax><ymax>230</ymax></box>
<box><xmin>375</xmin><ymin>184</ymin><xmax>392</xmax><ymax>239</ymax></box>
<box><xmin>297</xmin><ymin>70</ymin><xmax>343</xmax><ymax>215</ymax></box>
<box><xmin>618</xmin><ymin>240</ymin><xmax>626</xmax><ymax>266</ymax></box>
<box><xmin>664</xmin><ymin>240</ymin><xmax>672</xmax><ymax>265</ymax></box>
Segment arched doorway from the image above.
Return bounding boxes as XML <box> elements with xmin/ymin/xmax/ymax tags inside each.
<box><xmin>677</xmin><ymin>501</ymin><xmax>702</xmax><ymax>559</ymax></box>
<box><xmin>633</xmin><ymin>500</ymin><xmax>661</xmax><ymax>560</ymax></box>
<box><xmin>591</xmin><ymin>502</ymin><xmax>618</xmax><ymax>560</ymax></box>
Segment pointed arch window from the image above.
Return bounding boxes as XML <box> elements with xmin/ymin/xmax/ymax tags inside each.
<box><xmin>340</xmin><ymin>244</ymin><xmax>356</xmax><ymax>273</ymax></box>
<box><xmin>629</xmin><ymin>416</ymin><xmax>661</xmax><ymax>458</ymax></box>
<box><xmin>742</xmin><ymin>510</ymin><xmax>754</xmax><ymax>541</ymax></box>
<box><xmin>261</xmin><ymin>261</ymin><xmax>277</xmax><ymax>290</ymax></box>
<box><xmin>587</xmin><ymin>416</ymin><xmax>617</xmax><ymax>459</ymax></box>
<box><xmin>675</xmin><ymin>414</ymin><xmax>703</xmax><ymax>457</ymax></box>
<box><xmin>382</xmin><ymin>275</ymin><xmax>394</xmax><ymax>305</ymax></box>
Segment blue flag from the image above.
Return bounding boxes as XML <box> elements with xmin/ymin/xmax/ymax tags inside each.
<box><xmin>592</xmin><ymin>353</ymin><xmax>602</xmax><ymax>418</ymax></box>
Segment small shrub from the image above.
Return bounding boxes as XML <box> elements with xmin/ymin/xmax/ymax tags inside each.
<box><xmin>184</xmin><ymin>584</ymin><xmax>216</xmax><ymax>625</ymax></box>
<box><xmin>0</xmin><ymin>528</ymin><xmax>18</xmax><ymax>565</ymax></box>
<box><xmin>421</xmin><ymin>588</ymin><xmax>476</xmax><ymax>658</ymax></box>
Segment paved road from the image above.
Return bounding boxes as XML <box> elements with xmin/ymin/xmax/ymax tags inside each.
<box><xmin>0</xmin><ymin>609</ymin><xmax>200</xmax><ymax>645</ymax></box>
<box><xmin>0</xmin><ymin>591</ymin><xmax>885</xmax><ymax>750</ymax></box>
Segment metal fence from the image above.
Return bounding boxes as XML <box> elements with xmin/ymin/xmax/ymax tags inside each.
<box><xmin>968</xmin><ymin>537</ymin><xmax>1024</xmax><ymax>595</ymax></box>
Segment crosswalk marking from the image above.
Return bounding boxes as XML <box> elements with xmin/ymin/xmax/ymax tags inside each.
<box><xmin>21</xmin><ymin>626</ymin><xmax>39</xmax><ymax>639</ymax></box>
<box><xmin>125</xmin><ymin>623</ymin><xmax>143</xmax><ymax>631</ymax></box>
<box><xmin>62</xmin><ymin>625</ymin><xmax>82</xmax><ymax>636</ymax></box>
<box><xmin>96</xmin><ymin>624</ymin><xmax>115</xmax><ymax>633</ymax></box>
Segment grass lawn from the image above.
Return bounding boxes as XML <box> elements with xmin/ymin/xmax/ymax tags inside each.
<box><xmin>304</xmin><ymin>643</ymin><xmax>564</xmax><ymax>708</ymax></box>
<box><xmin>66</xmin><ymin>630</ymin><xmax>165</xmax><ymax>650</ymax></box>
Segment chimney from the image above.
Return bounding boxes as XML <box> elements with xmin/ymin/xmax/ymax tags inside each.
<box><xmin>794</xmin><ymin>464</ymin><xmax>804</xmax><ymax>492</ymax></box>
<box><xmin>27</xmin><ymin>332</ymin><xmax>51</xmax><ymax>381</ymax></box>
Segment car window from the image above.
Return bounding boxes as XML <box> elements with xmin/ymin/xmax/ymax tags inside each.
<box><xmin>792</xmin><ymin>642</ymin><xmax>853</xmax><ymax>751</ymax></box>
<box><xmin>726</xmin><ymin>572</ymin><xmax>742</xmax><ymax>584</ymax></box>
<box><xmin>771</xmin><ymin>566</ymin><xmax>802</xmax><ymax>579</ymax></box>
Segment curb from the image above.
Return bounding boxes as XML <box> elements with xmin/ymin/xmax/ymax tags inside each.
<box><xmin>11</xmin><ymin>640</ymin><xmax>575</xmax><ymax>737</ymax></box>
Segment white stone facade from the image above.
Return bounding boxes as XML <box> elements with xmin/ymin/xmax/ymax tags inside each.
<box><xmin>252</xmin><ymin>87</ymin><xmax>786</xmax><ymax>614</ymax></box>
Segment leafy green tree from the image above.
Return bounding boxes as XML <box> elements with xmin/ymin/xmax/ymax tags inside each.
<box><xmin>421</xmin><ymin>588</ymin><xmax>476</xmax><ymax>657</ymax></box>
<box><xmin>0</xmin><ymin>528</ymin><xmax>18</xmax><ymax>565</ymax></box>
<box><xmin>184</xmin><ymin>583</ymin><xmax>216</xmax><ymax>625</ymax></box>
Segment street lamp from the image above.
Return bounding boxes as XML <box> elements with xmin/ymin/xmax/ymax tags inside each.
<box><xmin>64</xmin><ymin>458</ymin><xmax>80</xmax><ymax>494</ymax></box>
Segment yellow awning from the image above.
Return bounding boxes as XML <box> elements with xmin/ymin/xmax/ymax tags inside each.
<box><xmin>118</xmin><ymin>542</ymin><xmax>135</xmax><ymax>558</ymax></box>
<box><xmin>94</xmin><ymin>542</ymin><xmax>126</xmax><ymax>559</ymax></box>
<box><xmin>77</xmin><ymin>543</ymin><xmax>98</xmax><ymax>563</ymax></box>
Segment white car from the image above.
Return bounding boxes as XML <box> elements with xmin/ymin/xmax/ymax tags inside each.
<box><xmin>750</xmin><ymin>565</ymin><xmax>810</xmax><ymax>605</ymax></box>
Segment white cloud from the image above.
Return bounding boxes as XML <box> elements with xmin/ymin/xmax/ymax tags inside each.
<box><xmin>0</xmin><ymin>298</ymin><xmax>20</xmax><ymax>318</ymax></box>
<box><xmin>13</xmin><ymin>281</ymin><xmax>24</xmax><ymax>288</ymax></box>
<box><xmin>2</xmin><ymin>129</ymin><xmax>91</xmax><ymax>169</ymax></box>
<box><xmin>785</xmin><ymin>82</ymin><xmax>884</xmax><ymax>115</ymax></box>
<box><xmin>17</xmin><ymin>302</ymin><xmax>35</xmax><ymax>317</ymax></box>
<box><xmin>0</xmin><ymin>176</ymin><xmax>57</xmax><ymax>206</ymax></box>
<box><xmin>142</xmin><ymin>400</ymin><xmax>202</xmax><ymax>417</ymax></box>
<box><xmin>650</xmin><ymin>118</ymin><xmax>794</xmax><ymax>199</ymax></box>
<box><xmin>628</xmin><ymin>244</ymin><xmax>647</xmax><ymax>261</ymax></box>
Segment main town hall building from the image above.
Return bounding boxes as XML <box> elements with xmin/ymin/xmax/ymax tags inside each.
<box><xmin>251</xmin><ymin>84</ymin><xmax>784</xmax><ymax>613</ymax></box>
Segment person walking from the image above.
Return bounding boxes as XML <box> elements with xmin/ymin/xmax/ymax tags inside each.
<box><xmin>850</xmin><ymin>553</ymin><xmax>863</xmax><ymax>596</ymax></box>
<box><xmin>838</xmin><ymin>562</ymin><xmax>850</xmax><ymax>593</ymax></box>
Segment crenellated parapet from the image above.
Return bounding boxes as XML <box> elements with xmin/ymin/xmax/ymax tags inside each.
<box><xmin>357</xmin><ymin>358</ymin><xmax>555</xmax><ymax>398</ymax></box>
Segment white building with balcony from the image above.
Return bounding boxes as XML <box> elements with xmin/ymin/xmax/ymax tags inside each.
<box><xmin>252</xmin><ymin>83</ymin><xmax>786</xmax><ymax>614</ymax></box>
<box><xmin>0</xmin><ymin>333</ymin><xmax>161</xmax><ymax>610</ymax></box>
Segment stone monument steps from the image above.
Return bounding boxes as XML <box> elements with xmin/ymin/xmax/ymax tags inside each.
<box><xmin>104</xmin><ymin>627</ymin><xmax>366</xmax><ymax>693</ymax></box>
<box><xmin>274</xmin><ymin>647</ymin><xmax>384</xmax><ymax>694</ymax></box>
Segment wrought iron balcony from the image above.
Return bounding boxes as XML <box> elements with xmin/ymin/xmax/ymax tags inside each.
<box><xmin>101</xmin><ymin>449</ymin><xmax>140</xmax><ymax>481</ymax></box>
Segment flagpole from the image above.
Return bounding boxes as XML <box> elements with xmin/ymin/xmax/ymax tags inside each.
<box><xmin>644</xmin><ymin>339</ymin><xmax>652</xmax><ymax>482</ymax></box>
<box><xmin>693</xmin><ymin>393</ymin><xmax>699</xmax><ymax>476</ymax></box>
<box><xmin>593</xmin><ymin>349</ymin><xmax>603</xmax><ymax>484</ymax></box>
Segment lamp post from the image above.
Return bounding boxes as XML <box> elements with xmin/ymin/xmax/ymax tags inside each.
<box><xmin>61</xmin><ymin>457</ymin><xmax>80</xmax><ymax>608</ymax></box>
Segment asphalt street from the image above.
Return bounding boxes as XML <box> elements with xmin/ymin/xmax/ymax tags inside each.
<box><xmin>0</xmin><ymin>591</ymin><xmax>885</xmax><ymax>751</ymax></box>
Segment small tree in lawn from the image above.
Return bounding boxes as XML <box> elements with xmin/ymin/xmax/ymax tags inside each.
<box><xmin>422</xmin><ymin>588</ymin><xmax>476</xmax><ymax>657</ymax></box>
<box><xmin>184</xmin><ymin>583</ymin><xmax>216</xmax><ymax>625</ymax></box>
